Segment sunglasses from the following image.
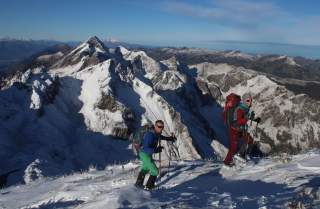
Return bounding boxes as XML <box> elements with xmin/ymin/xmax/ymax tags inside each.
<box><xmin>156</xmin><ymin>125</ymin><xmax>164</xmax><ymax>129</ymax></box>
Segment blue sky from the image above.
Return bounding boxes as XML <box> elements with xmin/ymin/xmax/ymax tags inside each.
<box><xmin>1</xmin><ymin>0</ymin><xmax>320</xmax><ymax>46</ymax></box>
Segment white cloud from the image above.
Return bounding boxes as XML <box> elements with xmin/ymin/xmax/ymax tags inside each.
<box><xmin>163</xmin><ymin>0</ymin><xmax>288</xmax><ymax>27</ymax></box>
<box><xmin>162</xmin><ymin>0</ymin><xmax>320</xmax><ymax>45</ymax></box>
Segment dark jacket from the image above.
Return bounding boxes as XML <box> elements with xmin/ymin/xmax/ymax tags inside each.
<box><xmin>141</xmin><ymin>130</ymin><xmax>174</xmax><ymax>155</ymax></box>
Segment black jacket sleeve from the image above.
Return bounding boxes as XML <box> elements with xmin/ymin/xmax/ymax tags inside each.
<box><xmin>160</xmin><ymin>135</ymin><xmax>175</xmax><ymax>141</ymax></box>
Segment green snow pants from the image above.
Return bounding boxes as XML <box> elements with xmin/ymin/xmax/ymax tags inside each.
<box><xmin>139</xmin><ymin>151</ymin><xmax>158</xmax><ymax>176</ymax></box>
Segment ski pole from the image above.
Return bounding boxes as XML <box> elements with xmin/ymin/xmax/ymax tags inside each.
<box><xmin>250</xmin><ymin>111</ymin><xmax>255</xmax><ymax>126</ymax></box>
<box><xmin>168</xmin><ymin>147</ymin><xmax>171</xmax><ymax>176</ymax></box>
<box><xmin>167</xmin><ymin>133</ymin><xmax>174</xmax><ymax>176</ymax></box>
<box><xmin>255</xmin><ymin>122</ymin><xmax>259</xmax><ymax>137</ymax></box>
<box><xmin>158</xmin><ymin>138</ymin><xmax>161</xmax><ymax>181</ymax></box>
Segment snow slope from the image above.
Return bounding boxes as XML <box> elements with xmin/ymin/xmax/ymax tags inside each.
<box><xmin>1</xmin><ymin>151</ymin><xmax>320</xmax><ymax>209</ymax></box>
<box><xmin>0</xmin><ymin>36</ymin><xmax>217</xmax><ymax>188</ymax></box>
<box><xmin>1</xmin><ymin>36</ymin><xmax>320</xmax><ymax>196</ymax></box>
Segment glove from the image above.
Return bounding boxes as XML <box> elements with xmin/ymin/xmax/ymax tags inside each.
<box><xmin>171</xmin><ymin>132</ymin><xmax>177</xmax><ymax>142</ymax></box>
<box><xmin>253</xmin><ymin>117</ymin><xmax>261</xmax><ymax>123</ymax></box>
<box><xmin>154</xmin><ymin>146</ymin><xmax>164</xmax><ymax>153</ymax></box>
<box><xmin>172</xmin><ymin>136</ymin><xmax>177</xmax><ymax>142</ymax></box>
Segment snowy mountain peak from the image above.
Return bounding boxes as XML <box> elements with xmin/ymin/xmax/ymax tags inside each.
<box><xmin>118</xmin><ymin>46</ymin><xmax>130</xmax><ymax>56</ymax></box>
<box><xmin>53</xmin><ymin>36</ymin><xmax>110</xmax><ymax>70</ymax></box>
<box><xmin>281</xmin><ymin>56</ymin><xmax>300</xmax><ymax>66</ymax></box>
<box><xmin>86</xmin><ymin>36</ymin><xmax>108</xmax><ymax>52</ymax></box>
<box><xmin>71</xmin><ymin>36</ymin><xmax>108</xmax><ymax>55</ymax></box>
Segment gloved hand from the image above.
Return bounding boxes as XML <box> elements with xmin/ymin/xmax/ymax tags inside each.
<box><xmin>154</xmin><ymin>146</ymin><xmax>164</xmax><ymax>153</ymax></box>
<box><xmin>253</xmin><ymin>117</ymin><xmax>261</xmax><ymax>123</ymax></box>
<box><xmin>171</xmin><ymin>132</ymin><xmax>177</xmax><ymax>142</ymax></box>
<box><xmin>172</xmin><ymin>136</ymin><xmax>177</xmax><ymax>142</ymax></box>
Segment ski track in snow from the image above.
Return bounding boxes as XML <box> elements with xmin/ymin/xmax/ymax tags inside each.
<box><xmin>1</xmin><ymin>152</ymin><xmax>320</xmax><ymax>209</ymax></box>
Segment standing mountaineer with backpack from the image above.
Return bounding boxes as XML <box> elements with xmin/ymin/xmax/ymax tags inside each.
<box><xmin>130</xmin><ymin>120</ymin><xmax>153</xmax><ymax>157</ymax></box>
<box><xmin>223</xmin><ymin>93</ymin><xmax>261</xmax><ymax>167</ymax></box>
<box><xmin>135</xmin><ymin>120</ymin><xmax>176</xmax><ymax>190</ymax></box>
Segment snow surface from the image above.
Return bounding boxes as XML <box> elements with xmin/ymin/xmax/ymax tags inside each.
<box><xmin>76</xmin><ymin>60</ymin><xmax>125</xmax><ymax>135</ymax></box>
<box><xmin>1</xmin><ymin>151</ymin><xmax>320</xmax><ymax>209</ymax></box>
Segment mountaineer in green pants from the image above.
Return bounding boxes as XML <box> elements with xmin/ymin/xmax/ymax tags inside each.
<box><xmin>135</xmin><ymin>120</ymin><xmax>176</xmax><ymax>190</ymax></box>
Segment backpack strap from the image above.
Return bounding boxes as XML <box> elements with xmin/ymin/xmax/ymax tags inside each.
<box><xmin>232</xmin><ymin>105</ymin><xmax>241</xmax><ymax>128</ymax></box>
<box><xmin>233</xmin><ymin>103</ymin><xmax>250</xmax><ymax>131</ymax></box>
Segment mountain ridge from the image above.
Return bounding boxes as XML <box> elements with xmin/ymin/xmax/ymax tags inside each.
<box><xmin>0</xmin><ymin>36</ymin><xmax>319</xmax><ymax>188</ymax></box>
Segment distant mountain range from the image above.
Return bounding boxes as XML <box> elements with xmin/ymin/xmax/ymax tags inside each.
<box><xmin>0</xmin><ymin>38</ymin><xmax>145</xmax><ymax>73</ymax></box>
<box><xmin>143</xmin><ymin>47</ymin><xmax>320</xmax><ymax>100</ymax></box>
<box><xmin>0</xmin><ymin>39</ymin><xmax>60</xmax><ymax>71</ymax></box>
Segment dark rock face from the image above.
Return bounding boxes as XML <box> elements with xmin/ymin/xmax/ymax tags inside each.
<box><xmin>96</xmin><ymin>93</ymin><xmax>120</xmax><ymax>112</ymax></box>
<box><xmin>112</xmin><ymin>126</ymin><xmax>130</xmax><ymax>139</ymax></box>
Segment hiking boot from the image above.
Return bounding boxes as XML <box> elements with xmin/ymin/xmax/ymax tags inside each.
<box><xmin>135</xmin><ymin>171</ymin><xmax>146</xmax><ymax>188</ymax></box>
<box><xmin>145</xmin><ymin>175</ymin><xmax>157</xmax><ymax>190</ymax></box>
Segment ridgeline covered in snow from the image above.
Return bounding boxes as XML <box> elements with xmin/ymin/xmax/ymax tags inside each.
<box><xmin>0</xmin><ymin>36</ymin><xmax>320</xmax><ymax>208</ymax></box>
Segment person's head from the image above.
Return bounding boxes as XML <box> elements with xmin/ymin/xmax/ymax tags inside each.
<box><xmin>154</xmin><ymin>120</ymin><xmax>164</xmax><ymax>134</ymax></box>
<box><xmin>242</xmin><ymin>93</ymin><xmax>253</xmax><ymax>108</ymax></box>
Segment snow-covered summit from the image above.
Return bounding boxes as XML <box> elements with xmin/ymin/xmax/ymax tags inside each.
<box><xmin>53</xmin><ymin>36</ymin><xmax>110</xmax><ymax>69</ymax></box>
<box><xmin>87</xmin><ymin>36</ymin><xmax>108</xmax><ymax>50</ymax></box>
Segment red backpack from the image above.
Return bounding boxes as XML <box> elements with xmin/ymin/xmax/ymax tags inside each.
<box><xmin>223</xmin><ymin>93</ymin><xmax>241</xmax><ymax>128</ymax></box>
